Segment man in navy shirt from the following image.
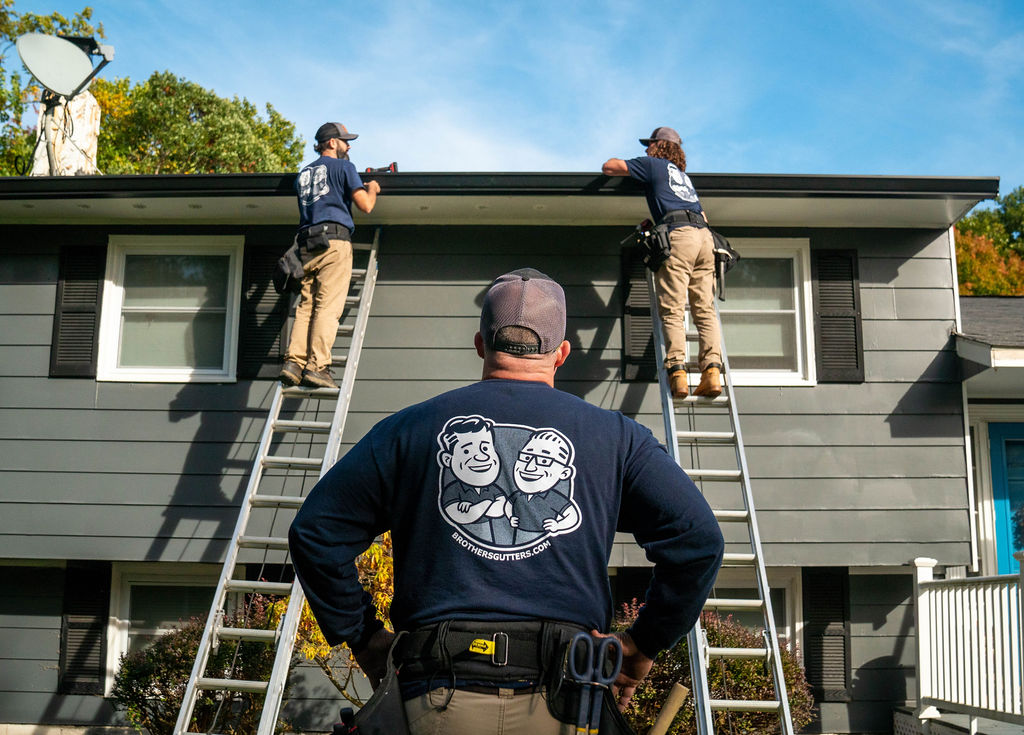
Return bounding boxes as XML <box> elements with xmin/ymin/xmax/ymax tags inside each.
<box><xmin>289</xmin><ymin>268</ymin><xmax>723</xmax><ymax>734</ymax></box>
<box><xmin>603</xmin><ymin>126</ymin><xmax>723</xmax><ymax>398</ymax></box>
<box><xmin>280</xmin><ymin>122</ymin><xmax>381</xmax><ymax>389</ymax></box>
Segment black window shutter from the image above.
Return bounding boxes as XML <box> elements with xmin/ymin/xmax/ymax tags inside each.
<box><xmin>237</xmin><ymin>243</ymin><xmax>291</xmax><ymax>379</ymax></box>
<box><xmin>802</xmin><ymin>567</ymin><xmax>851</xmax><ymax>702</ymax></box>
<box><xmin>812</xmin><ymin>250</ymin><xmax>864</xmax><ymax>382</ymax></box>
<box><xmin>58</xmin><ymin>561</ymin><xmax>111</xmax><ymax>695</ymax></box>
<box><xmin>50</xmin><ymin>246</ymin><xmax>106</xmax><ymax>377</ymax></box>
<box><xmin>621</xmin><ymin>248</ymin><xmax>656</xmax><ymax>382</ymax></box>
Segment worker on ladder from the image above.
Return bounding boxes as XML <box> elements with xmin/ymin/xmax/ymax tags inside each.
<box><xmin>280</xmin><ymin>121</ymin><xmax>381</xmax><ymax>390</ymax></box>
<box><xmin>602</xmin><ymin>126</ymin><xmax>723</xmax><ymax>399</ymax></box>
<box><xmin>289</xmin><ymin>268</ymin><xmax>724</xmax><ymax>734</ymax></box>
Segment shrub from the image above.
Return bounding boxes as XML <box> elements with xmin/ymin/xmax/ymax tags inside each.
<box><xmin>111</xmin><ymin>595</ymin><xmax>291</xmax><ymax>735</ymax></box>
<box><xmin>617</xmin><ymin>601</ymin><xmax>815</xmax><ymax>735</ymax></box>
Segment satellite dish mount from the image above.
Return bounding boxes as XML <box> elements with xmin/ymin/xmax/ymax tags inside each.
<box><xmin>15</xmin><ymin>33</ymin><xmax>114</xmax><ymax>175</ymax></box>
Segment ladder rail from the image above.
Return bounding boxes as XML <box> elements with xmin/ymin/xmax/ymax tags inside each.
<box><xmin>256</xmin><ymin>230</ymin><xmax>381</xmax><ymax>735</ymax></box>
<box><xmin>174</xmin><ymin>230</ymin><xmax>381</xmax><ymax>735</ymax></box>
<box><xmin>645</xmin><ymin>269</ymin><xmax>794</xmax><ymax>735</ymax></box>
<box><xmin>715</xmin><ymin>298</ymin><xmax>794</xmax><ymax>733</ymax></box>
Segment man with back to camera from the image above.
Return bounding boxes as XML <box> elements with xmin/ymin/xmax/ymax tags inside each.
<box><xmin>289</xmin><ymin>268</ymin><xmax>724</xmax><ymax>734</ymax></box>
<box><xmin>602</xmin><ymin>126</ymin><xmax>723</xmax><ymax>399</ymax></box>
<box><xmin>279</xmin><ymin>121</ymin><xmax>381</xmax><ymax>390</ymax></box>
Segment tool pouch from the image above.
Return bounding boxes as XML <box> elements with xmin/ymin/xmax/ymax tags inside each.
<box><xmin>297</xmin><ymin>222</ymin><xmax>351</xmax><ymax>263</ymax></box>
<box><xmin>351</xmin><ymin>632</ymin><xmax>411</xmax><ymax>735</ymax></box>
<box><xmin>635</xmin><ymin>220</ymin><xmax>672</xmax><ymax>272</ymax></box>
<box><xmin>542</xmin><ymin>630</ymin><xmax>637</xmax><ymax>735</ymax></box>
<box><xmin>272</xmin><ymin>240</ymin><xmax>304</xmax><ymax>295</ymax></box>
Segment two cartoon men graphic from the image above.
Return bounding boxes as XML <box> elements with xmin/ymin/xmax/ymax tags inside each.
<box><xmin>437</xmin><ymin>415</ymin><xmax>580</xmax><ymax>550</ymax></box>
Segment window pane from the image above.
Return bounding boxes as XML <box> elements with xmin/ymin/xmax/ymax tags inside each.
<box><xmin>720</xmin><ymin>258</ymin><xmax>794</xmax><ymax>310</ymax></box>
<box><xmin>721</xmin><ymin>313</ymin><xmax>797</xmax><ymax>370</ymax></box>
<box><xmin>119</xmin><ymin>312</ymin><xmax>225</xmax><ymax>368</ymax></box>
<box><xmin>128</xmin><ymin>585</ymin><xmax>214</xmax><ymax>630</ymax></box>
<box><xmin>123</xmin><ymin>255</ymin><xmax>228</xmax><ymax>308</ymax></box>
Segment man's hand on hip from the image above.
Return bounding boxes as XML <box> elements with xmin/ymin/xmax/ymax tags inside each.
<box><xmin>590</xmin><ymin>629</ymin><xmax>654</xmax><ymax>712</ymax></box>
<box><xmin>353</xmin><ymin>627</ymin><xmax>395</xmax><ymax>689</ymax></box>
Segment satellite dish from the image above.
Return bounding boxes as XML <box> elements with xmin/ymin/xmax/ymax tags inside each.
<box><xmin>15</xmin><ymin>33</ymin><xmax>114</xmax><ymax>175</ymax></box>
<box><xmin>16</xmin><ymin>33</ymin><xmax>97</xmax><ymax>97</ymax></box>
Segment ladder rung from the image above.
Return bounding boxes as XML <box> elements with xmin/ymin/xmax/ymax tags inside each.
<box><xmin>330</xmin><ymin>354</ymin><xmax>349</xmax><ymax>365</ymax></box>
<box><xmin>709</xmin><ymin>699</ymin><xmax>781</xmax><ymax>712</ymax></box>
<box><xmin>707</xmin><ymin>646</ymin><xmax>770</xmax><ymax>659</ymax></box>
<box><xmin>352</xmin><ymin>241</ymin><xmax>374</xmax><ymax>251</ymax></box>
<box><xmin>676</xmin><ymin>430</ymin><xmax>735</xmax><ymax>443</ymax></box>
<box><xmin>272</xmin><ymin>419</ymin><xmax>332</xmax><ymax>434</ymax></box>
<box><xmin>721</xmin><ymin>553</ymin><xmax>756</xmax><ymax>566</ymax></box>
<box><xmin>281</xmin><ymin>385</ymin><xmax>340</xmax><ymax>398</ymax></box>
<box><xmin>238</xmin><ymin>535</ymin><xmax>290</xmax><ymax>550</ymax></box>
<box><xmin>351</xmin><ymin>267</ymin><xmax>368</xmax><ymax>278</ymax></box>
<box><xmin>345</xmin><ymin>295</ymin><xmax>359</xmax><ymax>306</ymax></box>
<box><xmin>263</xmin><ymin>455</ymin><xmax>322</xmax><ymax>470</ymax></box>
<box><xmin>251</xmin><ymin>494</ymin><xmax>305</xmax><ymax>508</ymax></box>
<box><xmin>685</xmin><ymin>469</ymin><xmax>742</xmax><ymax>481</ymax></box>
<box><xmin>196</xmin><ymin>677</ymin><xmax>268</xmax><ymax>694</ymax></box>
<box><xmin>675</xmin><ymin>395</ymin><xmax>730</xmax><ymax>406</ymax></box>
<box><xmin>704</xmin><ymin>598</ymin><xmax>764</xmax><ymax>610</ymax></box>
<box><xmin>224</xmin><ymin>579</ymin><xmax>293</xmax><ymax>595</ymax></box>
<box><xmin>713</xmin><ymin>509</ymin><xmax>749</xmax><ymax>522</ymax></box>
<box><xmin>217</xmin><ymin>627</ymin><xmax>278</xmax><ymax>643</ymax></box>
<box><xmin>337</xmin><ymin>325</ymin><xmax>354</xmax><ymax>336</ymax></box>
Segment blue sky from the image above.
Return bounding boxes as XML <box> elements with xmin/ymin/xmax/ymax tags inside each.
<box><xmin>16</xmin><ymin>0</ymin><xmax>1024</xmax><ymax>198</ymax></box>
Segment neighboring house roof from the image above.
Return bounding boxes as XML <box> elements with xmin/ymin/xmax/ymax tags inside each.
<box><xmin>957</xmin><ymin>295</ymin><xmax>1024</xmax><ymax>370</ymax></box>
<box><xmin>0</xmin><ymin>172</ymin><xmax>999</xmax><ymax>229</ymax></box>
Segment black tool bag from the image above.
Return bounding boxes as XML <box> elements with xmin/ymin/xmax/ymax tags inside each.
<box><xmin>626</xmin><ymin>219</ymin><xmax>672</xmax><ymax>272</ymax></box>
<box><xmin>352</xmin><ymin>632</ymin><xmax>411</xmax><ymax>735</ymax></box>
<box><xmin>272</xmin><ymin>240</ymin><xmax>304</xmax><ymax>295</ymax></box>
<box><xmin>711</xmin><ymin>230</ymin><xmax>740</xmax><ymax>300</ymax></box>
<box><xmin>298</xmin><ymin>221</ymin><xmax>351</xmax><ymax>258</ymax></box>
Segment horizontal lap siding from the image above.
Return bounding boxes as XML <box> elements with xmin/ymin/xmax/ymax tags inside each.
<box><xmin>0</xmin><ymin>226</ymin><xmax>969</xmax><ymax>567</ymax></box>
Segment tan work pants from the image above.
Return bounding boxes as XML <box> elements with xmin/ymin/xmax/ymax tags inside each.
<box><xmin>285</xmin><ymin>238</ymin><xmax>352</xmax><ymax>372</ymax></box>
<box><xmin>405</xmin><ymin>686</ymin><xmax>572</xmax><ymax>735</ymax></box>
<box><xmin>654</xmin><ymin>226</ymin><xmax>722</xmax><ymax>371</ymax></box>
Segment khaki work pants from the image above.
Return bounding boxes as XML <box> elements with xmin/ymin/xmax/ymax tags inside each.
<box><xmin>285</xmin><ymin>238</ymin><xmax>352</xmax><ymax>372</ymax></box>
<box><xmin>654</xmin><ymin>225</ymin><xmax>722</xmax><ymax>371</ymax></box>
<box><xmin>405</xmin><ymin>686</ymin><xmax>572</xmax><ymax>735</ymax></box>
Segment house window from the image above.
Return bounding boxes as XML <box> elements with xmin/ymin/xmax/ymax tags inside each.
<box><xmin>98</xmin><ymin>236</ymin><xmax>243</xmax><ymax>382</ymax></box>
<box><xmin>106</xmin><ymin>563</ymin><xmax>218</xmax><ymax>694</ymax></box>
<box><xmin>718</xmin><ymin>239</ymin><xmax>815</xmax><ymax>385</ymax></box>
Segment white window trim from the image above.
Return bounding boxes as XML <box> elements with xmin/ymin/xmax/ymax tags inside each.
<box><xmin>714</xmin><ymin>566</ymin><xmax>802</xmax><ymax>656</ymax></box>
<box><xmin>98</xmin><ymin>235</ymin><xmax>244</xmax><ymax>382</ymax></box>
<box><xmin>719</xmin><ymin>238</ymin><xmax>816</xmax><ymax>387</ymax></box>
<box><xmin>105</xmin><ymin>562</ymin><xmax>220</xmax><ymax>696</ymax></box>
<box><xmin>968</xmin><ymin>405</ymin><xmax>1024</xmax><ymax>576</ymax></box>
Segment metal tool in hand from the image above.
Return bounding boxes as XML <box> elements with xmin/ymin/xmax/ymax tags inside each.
<box><xmin>567</xmin><ymin>632</ymin><xmax>624</xmax><ymax>735</ymax></box>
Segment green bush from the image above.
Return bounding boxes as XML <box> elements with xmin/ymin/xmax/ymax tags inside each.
<box><xmin>111</xmin><ymin>596</ymin><xmax>292</xmax><ymax>735</ymax></box>
<box><xmin>618</xmin><ymin>601</ymin><xmax>815</xmax><ymax>735</ymax></box>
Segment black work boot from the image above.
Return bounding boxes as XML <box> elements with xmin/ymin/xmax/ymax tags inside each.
<box><xmin>301</xmin><ymin>368</ymin><xmax>338</xmax><ymax>389</ymax></box>
<box><xmin>279</xmin><ymin>361</ymin><xmax>302</xmax><ymax>386</ymax></box>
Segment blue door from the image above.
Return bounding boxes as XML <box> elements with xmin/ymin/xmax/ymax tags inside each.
<box><xmin>990</xmin><ymin>423</ymin><xmax>1024</xmax><ymax>575</ymax></box>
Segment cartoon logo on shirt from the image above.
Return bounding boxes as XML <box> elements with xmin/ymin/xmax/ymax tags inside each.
<box><xmin>667</xmin><ymin>163</ymin><xmax>698</xmax><ymax>203</ymax></box>
<box><xmin>437</xmin><ymin>416</ymin><xmax>580</xmax><ymax>556</ymax></box>
<box><xmin>297</xmin><ymin>164</ymin><xmax>330</xmax><ymax>205</ymax></box>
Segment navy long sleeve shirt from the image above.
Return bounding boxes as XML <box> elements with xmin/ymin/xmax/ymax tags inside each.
<box><xmin>289</xmin><ymin>378</ymin><xmax>724</xmax><ymax>659</ymax></box>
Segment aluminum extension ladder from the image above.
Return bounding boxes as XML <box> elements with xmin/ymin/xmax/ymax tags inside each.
<box><xmin>173</xmin><ymin>230</ymin><xmax>381</xmax><ymax>735</ymax></box>
<box><xmin>646</xmin><ymin>271</ymin><xmax>795</xmax><ymax>735</ymax></box>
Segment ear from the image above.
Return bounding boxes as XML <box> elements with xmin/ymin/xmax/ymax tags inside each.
<box><xmin>553</xmin><ymin>340</ymin><xmax>571</xmax><ymax>368</ymax></box>
<box><xmin>439</xmin><ymin>451</ymin><xmax>452</xmax><ymax>468</ymax></box>
<box><xmin>474</xmin><ymin>332</ymin><xmax>486</xmax><ymax>359</ymax></box>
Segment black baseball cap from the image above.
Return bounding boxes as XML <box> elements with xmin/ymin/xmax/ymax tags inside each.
<box><xmin>639</xmin><ymin>126</ymin><xmax>681</xmax><ymax>146</ymax></box>
<box><xmin>480</xmin><ymin>268</ymin><xmax>566</xmax><ymax>355</ymax></box>
<box><xmin>315</xmin><ymin>122</ymin><xmax>358</xmax><ymax>144</ymax></box>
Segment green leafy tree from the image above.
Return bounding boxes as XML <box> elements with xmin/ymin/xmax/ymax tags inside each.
<box><xmin>91</xmin><ymin>71</ymin><xmax>303</xmax><ymax>174</ymax></box>
<box><xmin>0</xmin><ymin>1</ymin><xmax>101</xmax><ymax>173</ymax></box>
<box><xmin>959</xmin><ymin>185</ymin><xmax>1024</xmax><ymax>255</ymax></box>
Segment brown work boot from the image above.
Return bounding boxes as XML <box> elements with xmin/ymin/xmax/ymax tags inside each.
<box><xmin>279</xmin><ymin>361</ymin><xmax>302</xmax><ymax>386</ymax></box>
<box><xmin>667</xmin><ymin>368</ymin><xmax>689</xmax><ymax>399</ymax></box>
<box><xmin>301</xmin><ymin>368</ymin><xmax>338</xmax><ymax>389</ymax></box>
<box><xmin>693</xmin><ymin>365</ymin><xmax>722</xmax><ymax>398</ymax></box>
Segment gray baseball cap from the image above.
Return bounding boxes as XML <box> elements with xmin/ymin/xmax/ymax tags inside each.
<box><xmin>315</xmin><ymin>122</ymin><xmax>358</xmax><ymax>144</ymax></box>
<box><xmin>480</xmin><ymin>268</ymin><xmax>566</xmax><ymax>355</ymax></box>
<box><xmin>639</xmin><ymin>126</ymin><xmax>681</xmax><ymax>146</ymax></box>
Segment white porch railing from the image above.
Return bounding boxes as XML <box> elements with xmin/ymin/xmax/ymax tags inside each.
<box><xmin>913</xmin><ymin>554</ymin><xmax>1024</xmax><ymax>728</ymax></box>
